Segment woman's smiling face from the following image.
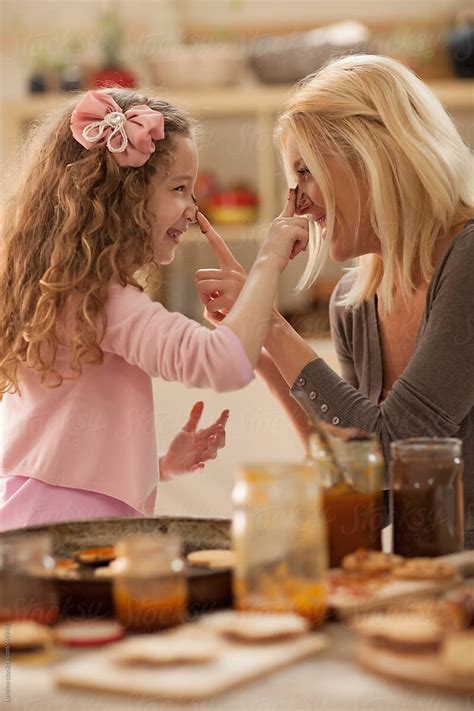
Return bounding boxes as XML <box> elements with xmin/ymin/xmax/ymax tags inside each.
<box><xmin>148</xmin><ymin>135</ymin><xmax>199</xmax><ymax>265</ymax></box>
<box><xmin>284</xmin><ymin>133</ymin><xmax>380</xmax><ymax>262</ymax></box>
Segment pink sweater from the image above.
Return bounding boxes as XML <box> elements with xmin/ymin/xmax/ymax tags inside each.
<box><xmin>0</xmin><ymin>283</ymin><xmax>254</xmax><ymax>513</ymax></box>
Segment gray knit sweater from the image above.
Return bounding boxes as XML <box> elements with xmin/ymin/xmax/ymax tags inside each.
<box><xmin>291</xmin><ymin>221</ymin><xmax>474</xmax><ymax>549</ymax></box>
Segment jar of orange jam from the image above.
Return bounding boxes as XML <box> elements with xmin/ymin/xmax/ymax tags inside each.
<box><xmin>308</xmin><ymin>433</ymin><xmax>385</xmax><ymax>568</ymax></box>
<box><xmin>112</xmin><ymin>534</ymin><xmax>187</xmax><ymax>633</ymax></box>
<box><xmin>232</xmin><ymin>462</ymin><xmax>328</xmax><ymax>628</ymax></box>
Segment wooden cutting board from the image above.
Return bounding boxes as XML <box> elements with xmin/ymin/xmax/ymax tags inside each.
<box><xmin>356</xmin><ymin>640</ymin><xmax>474</xmax><ymax>694</ymax></box>
<box><xmin>329</xmin><ymin>550</ymin><xmax>474</xmax><ymax>617</ymax></box>
<box><xmin>55</xmin><ymin>625</ymin><xmax>328</xmax><ymax>701</ymax></box>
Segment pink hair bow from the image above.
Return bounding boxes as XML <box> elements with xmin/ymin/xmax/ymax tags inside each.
<box><xmin>70</xmin><ymin>90</ymin><xmax>165</xmax><ymax>167</ymax></box>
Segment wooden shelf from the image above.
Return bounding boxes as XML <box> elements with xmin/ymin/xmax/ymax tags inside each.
<box><xmin>2</xmin><ymin>80</ymin><xmax>472</xmax><ymax>246</ymax></box>
<box><xmin>3</xmin><ymin>80</ymin><xmax>473</xmax><ymax>121</ymax></box>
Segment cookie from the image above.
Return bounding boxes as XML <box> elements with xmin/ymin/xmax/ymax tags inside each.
<box><xmin>342</xmin><ymin>549</ymin><xmax>404</xmax><ymax>574</ymax></box>
<box><xmin>54</xmin><ymin>620</ymin><xmax>124</xmax><ymax>647</ymax></box>
<box><xmin>2</xmin><ymin>621</ymin><xmax>51</xmax><ymax>651</ymax></box>
<box><xmin>55</xmin><ymin>558</ymin><xmax>79</xmax><ymax>570</ymax></box>
<box><xmin>187</xmin><ymin>549</ymin><xmax>235</xmax><ymax>569</ymax></box>
<box><xmin>111</xmin><ymin>636</ymin><xmax>220</xmax><ymax>666</ymax></box>
<box><xmin>94</xmin><ymin>558</ymin><xmax>127</xmax><ymax>578</ymax></box>
<box><xmin>352</xmin><ymin>612</ymin><xmax>443</xmax><ymax>652</ymax></box>
<box><xmin>392</xmin><ymin>597</ymin><xmax>466</xmax><ymax>631</ymax></box>
<box><xmin>73</xmin><ymin>546</ymin><xmax>116</xmax><ymax>566</ymax></box>
<box><xmin>200</xmin><ymin>611</ymin><xmax>309</xmax><ymax>641</ymax></box>
<box><xmin>442</xmin><ymin>631</ymin><xmax>474</xmax><ymax>677</ymax></box>
<box><xmin>392</xmin><ymin>558</ymin><xmax>455</xmax><ymax>581</ymax></box>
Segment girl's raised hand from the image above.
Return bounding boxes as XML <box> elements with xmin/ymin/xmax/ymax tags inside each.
<box><xmin>195</xmin><ymin>211</ymin><xmax>247</xmax><ymax>324</ymax></box>
<box><xmin>258</xmin><ymin>188</ymin><xmax>309</xmax><ymax>270</ymax></box>
<box><xmin>159</xmin><ymin>401</ymin><xmax>230</xmax><ymax>480</ymax></box>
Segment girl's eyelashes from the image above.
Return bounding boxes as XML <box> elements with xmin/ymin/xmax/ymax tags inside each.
<box><xmin>296</xmin><ymin>167</ymin><xmax>310</xmax><ymax>177</ymax></box>
<box><xmin>174</xmin><ymin>185</ymin><xmax>186</xmax><ymax>192</ymax></box>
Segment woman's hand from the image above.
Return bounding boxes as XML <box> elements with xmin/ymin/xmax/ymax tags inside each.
<box><xmin>159</xmin><ymin>401</ymin><xmax>229</xmax><ymax>480</ymax></box>
<box><xmin>195</xmin><ymin>189</ymin><xmax>308</xmax><ymax>323</ymax></box>
<box><xmin>258</xmin><ymin>187</ymin><xmax>309</xmax><ymax>270</ymax></box>
<box><xmin>195</xmin><ymin>211</ymin><xmax>247</xmax><ymax>324</ymax></box>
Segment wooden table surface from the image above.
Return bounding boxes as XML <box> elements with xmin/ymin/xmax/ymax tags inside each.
<box><xmin>4</xmin><ymin>622</ymin><xmax>470</xmax><ymax>711</ymax></box>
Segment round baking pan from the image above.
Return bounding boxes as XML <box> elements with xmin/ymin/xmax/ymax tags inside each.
<box><xmin>0</xmin><ymin>516</ymin><xmax>232</xmax><ymax>617</ymax></box>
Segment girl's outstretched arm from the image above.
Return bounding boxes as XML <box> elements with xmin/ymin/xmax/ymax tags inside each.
<box><xmin>196</xmin><ymin>188</ymin><xmax>309</xmax><ymax>368</ymax></box>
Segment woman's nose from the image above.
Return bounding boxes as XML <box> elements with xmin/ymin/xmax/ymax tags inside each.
<box><xmin>296</xmin><ymin>190</ymin><xmax>312</xmax><ymax>214</ymax></box>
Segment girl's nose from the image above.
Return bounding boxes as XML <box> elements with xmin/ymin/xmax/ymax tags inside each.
<box><xmin>185</xmin><ymin>194</ymin><xmax>198</xmax><ymax>223</ymax></box>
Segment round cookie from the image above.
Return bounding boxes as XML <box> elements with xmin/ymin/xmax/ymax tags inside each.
<box><xmin>352</xmin><ymin>612</ymin><xmax>443</xmax><ymax>652</ymax></box>
<box><xmin>442</xmin><ymin>631</ymin><xmax>474</xmax><ymax>677</ymax></box>
<box><xmin>392</xmin><ymin>558</ymin><xmax>455</xmax><ymax>581</ymax></box>
<box><xmin>342</xmin><ymin>549</ymin><xmax>404</xmax><ymax>574</ymax></box>
<box><xmin>187</xmin><ymin>549</ymin><xmax>235</xmax><ymax>569</ymax></box>
<box><xmin>111</xmin><ymin>636</ymin><xmax>220</xmax><ymax>666</ymax></box>
<box><xmin>200</xmin><ymin>611</ymin><xmax>309</xmax><ymax>641</ymax></box>
<box><xmin>2</xmin><ymin>621</ymin><xmax>51</xmax><ymax>651</ymax></box>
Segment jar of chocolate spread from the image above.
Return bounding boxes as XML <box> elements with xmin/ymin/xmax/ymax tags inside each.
<box><xmin>390</xmin><ymin>438</ymin><xmax>464</xmax><ymax>557</ymax></box>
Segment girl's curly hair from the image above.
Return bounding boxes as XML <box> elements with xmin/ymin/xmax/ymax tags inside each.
<box><xmin>0</xmin><ymin>88</ymin><xmax>195</xmax><ymax>396</ymax></box>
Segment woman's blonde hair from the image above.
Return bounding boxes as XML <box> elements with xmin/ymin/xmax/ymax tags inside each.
<box><xmin>0</xmin><ymin>87</ymin><xmax>195</xmax><ymax>395</ymax></box>
<box><xmin>275</xmin><ymin>54</ymin><xmax>474</xmax><ymax>311</ymax></box>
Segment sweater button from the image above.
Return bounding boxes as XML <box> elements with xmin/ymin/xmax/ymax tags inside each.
<box><xmin>296</xmin><ymin>377</ymin><xmax>306</xmax><ymax>387</ymax></box>
<box><xmin>309</xmin><ymin>390</ymin><xmax>317</xmax><ymax>400</ymax></box>
<box><xmin>332</xmin><ymin>416</ymin><xmax>340</xmax><ymax>425</ymax></box>
<box><xmin>320</xmin><ymin>404</ymin><xmax>328</xmax><ymax>413</ymax></box>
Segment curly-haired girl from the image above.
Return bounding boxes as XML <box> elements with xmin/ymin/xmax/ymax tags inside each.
<box><xmin>0</xmin><ymin>88</ymin><xmax>308</xmax><ymax>530</ymax></box>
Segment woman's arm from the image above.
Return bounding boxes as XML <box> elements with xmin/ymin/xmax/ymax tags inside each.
<box><xmin>261</xmin><ymin>309</ymin><xmax>318</xmax><ymax>386</ymax></box>
<box><xmin>255</xmin><ymin>347</ymin><xmax>315</xmax><ymax>447</ymax></box>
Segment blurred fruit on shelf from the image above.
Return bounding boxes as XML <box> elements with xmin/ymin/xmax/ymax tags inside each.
<box><xmin>194</xmin><ymin>171</ymin><xmax>219</xmax><ymax>211</ymax></box>
<box><xmin>89</xmin><ymin>65</ymin><xmax>137</xmax><ymax>89</ymax></box>
<box><xmin>90</xmin><ymin>6</ymin><xmax>137</xmax><ymax>88</ymax></box>
<box><xmin>206</xmin><ymin>185</ymin><xmax>258</xmax><ymax>224</ymax></box>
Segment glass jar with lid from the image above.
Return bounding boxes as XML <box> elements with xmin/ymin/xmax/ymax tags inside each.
<box><xmin>112</xmin><ymin>534</ymin><xmax>187</xmax><ymax>632</ymax></box>
<box><xmin>232</xmin><ymin>462</ymin><xmax>327</xmax><ymax>628</ymax></box>
<box><xmin>0</xmin><ymin>533</ymin><xmax>59</xmax><ymax>624</ymax></box>
<box><xmin>308</xmin><ymin>432</ymin><xmax>385</xmax><ymax>567</ymax></box>
<box><xmin>391</xmin><ymin>437</ymin><xmax>464</xmax><ymax>556</ymax></box>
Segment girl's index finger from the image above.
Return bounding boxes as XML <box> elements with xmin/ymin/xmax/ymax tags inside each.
<box><xmin>197</xmin><ymin>211</ymin><xmax>241</xmax><ymax>270</ymax></box>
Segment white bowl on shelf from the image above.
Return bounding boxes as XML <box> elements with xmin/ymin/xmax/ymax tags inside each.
<box><xmin>151</xmin><ymin>44</ymin><xmax>247</xmax><ymax>89</ymax></box>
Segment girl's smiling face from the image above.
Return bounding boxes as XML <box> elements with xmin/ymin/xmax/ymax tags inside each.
<box><xmin>284</xmin><ymin>133</ymin><xmax>380</xmax><ymax>262</ymax></box>
<box><xmin>148</xmin><ymin>135</ymin><xmax>199</xmax><ymax>265</ymax></box>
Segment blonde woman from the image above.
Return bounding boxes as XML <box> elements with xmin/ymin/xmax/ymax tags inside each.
<box><xmin>195</xmin><ymin>55</ymin><xmax>474</xmax><ymax>548</ymax></box>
